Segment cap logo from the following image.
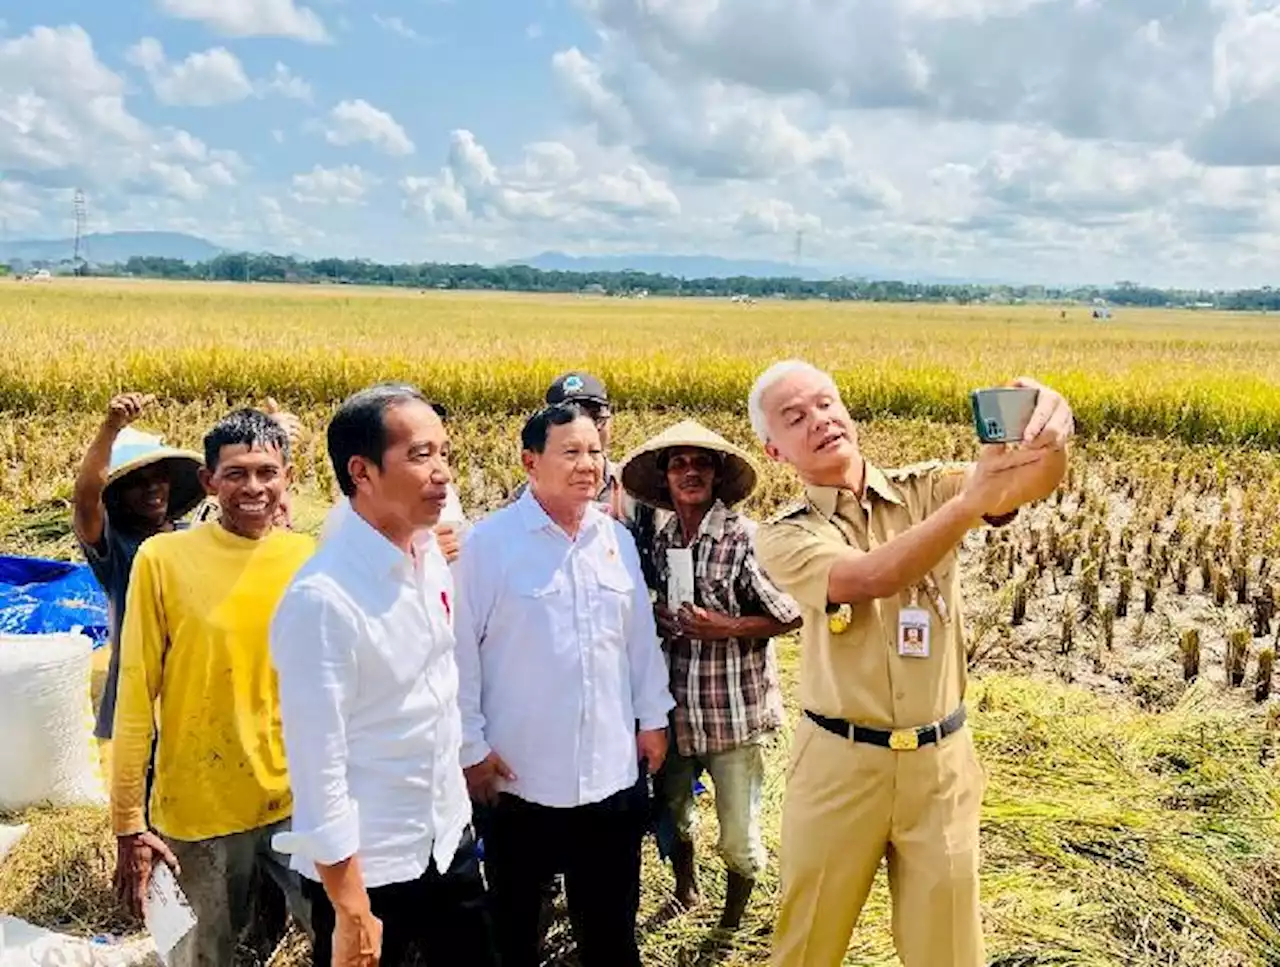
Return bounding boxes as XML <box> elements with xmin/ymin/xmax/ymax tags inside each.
<box><xmin>564</xmin><ymin>375</ymin><xmax>585</xmax><ymax>393</ymax></box>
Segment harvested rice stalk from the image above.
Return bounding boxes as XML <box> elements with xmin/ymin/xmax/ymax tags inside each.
<box><xmin>1228</xmin><ymin>629</ymin><xmax>1250</xmax><ymax>688</ymax></box>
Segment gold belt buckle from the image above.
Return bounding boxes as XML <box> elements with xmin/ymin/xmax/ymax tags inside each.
<box><xmin>889</xmin><ymin>729</ymin><xmax>919</xmax><ymax>751</ymax></box>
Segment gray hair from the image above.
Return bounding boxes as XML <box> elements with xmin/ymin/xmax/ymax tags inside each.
<box><xmin>747</xmin><ymin>359</ymin><xmax>836</xmax><ymax>443</ymax></box>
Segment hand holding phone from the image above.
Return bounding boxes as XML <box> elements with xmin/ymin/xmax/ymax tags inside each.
<box><xmin>970</xmin><ymin>387</ymin><xmax>1040</xmax><ymax>444</ymax></box>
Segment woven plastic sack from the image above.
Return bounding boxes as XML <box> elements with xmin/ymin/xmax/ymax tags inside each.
<box><xmin>0</xmin><ymin>633</ymin><xmax>105</xmax><ymax>811</ymax></box>
<box><xmin>0</xmin><ymin>822</ymin><xmax>28</xmax><ymax>865</ymax></box>
<box><xmin>0</xmin><ymin>917</ymin><xmax>158</xmax><ymax>966</ymax></box>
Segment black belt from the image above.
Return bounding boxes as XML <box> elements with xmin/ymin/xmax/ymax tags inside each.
<box><xmin>805</xmin><ymin>705</ymin><xmax>967</xmax><ymax>751</ymax></box>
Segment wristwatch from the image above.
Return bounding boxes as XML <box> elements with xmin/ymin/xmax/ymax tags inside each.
<box><xmin>983</xmin><ymin>509</ymin><xmax>1018</xmax><ymax>527</ymax></box>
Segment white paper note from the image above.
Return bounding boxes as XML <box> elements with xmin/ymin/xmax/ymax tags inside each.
<box><xmin>667</xmin><ymin>548</ymin><xmax>695</xmax><ymax>610</ymax></box>
<box><xmin>145</xmin><ymin>864</ymin><xmax>197</xmax><ymax>963</ymax></box>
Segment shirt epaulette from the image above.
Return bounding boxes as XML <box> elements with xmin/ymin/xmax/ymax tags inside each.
<box><xmin>767</xmin><ymin>501</ymin><xmax>810</xmax><ymax>525</ymax></box>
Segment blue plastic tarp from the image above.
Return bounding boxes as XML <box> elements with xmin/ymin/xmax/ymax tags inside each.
<box><xmin>0</xmin><ymin>555</ymin><xmax>109</xmax><ymax>647</ymax></box>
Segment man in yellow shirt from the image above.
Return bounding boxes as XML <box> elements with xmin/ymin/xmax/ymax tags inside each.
<box><xmin>110</xmin><ymin>408</ymin><xmax>316</xmax><ymax>967</ymax></box>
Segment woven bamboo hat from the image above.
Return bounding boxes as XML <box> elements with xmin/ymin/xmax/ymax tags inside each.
<box><xmin>103</xmin><ymin>427</ymin><xmax>205</xmax><ymax>520</ymax></box>
<box><xmin>621</xmin><ymin>419</ymin><xmax>759</xmax><ymax>511</ymax></box>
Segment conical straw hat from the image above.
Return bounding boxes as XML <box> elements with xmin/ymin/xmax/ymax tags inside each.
<box><xmin>103</xmin><ymin>427</ymin><xmax>205</xmax><ymax>521</ymax></box>
<box><xmin>620</xmin><ymin>420</ymin><xmax>758</xmax><ymax>511</ymax></box>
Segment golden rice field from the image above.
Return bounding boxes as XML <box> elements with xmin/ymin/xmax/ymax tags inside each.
<box><xmin>3</xmin><ymin>279</ymin><xmax>1280</xmax><ymax>967</ymax></box>
<box><xmin>2</xmin><ymin>277</ymin><xmax>1280</xmax><ymax>445</ymax></box>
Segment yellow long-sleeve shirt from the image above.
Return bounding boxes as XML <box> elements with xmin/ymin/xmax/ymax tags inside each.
<box><xmin>110</xmin><ymin>522</ymin><xmax>316</xmax><ymax>841</ymax></box>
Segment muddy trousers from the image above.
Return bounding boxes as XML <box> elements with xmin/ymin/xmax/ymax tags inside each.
<box><xmin>769</xmin><ymin>717</ymin><xmax>986</xmax><ymax>967</ymax></box>
<box><xmin>162</xmin><ymin>819</ymin><xmax>312</xmax><ymax>967</ymax></box>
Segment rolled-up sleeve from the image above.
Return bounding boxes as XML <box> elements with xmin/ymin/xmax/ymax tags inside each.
<box><xmin>740</xmin><ymin>550</ymin><xmax>802</xmax><ymax>625</ymax></box>
<box><xmin>620</xmin><ymin>536</ymin><xmax>674</xmax><ymax>731</ymax></box>
<box><xmin>451</xmin><ymin>530</ymin><xmax>492</xmax><ymax>769</ymax></box>
<box><xmin>269</xmin><ymin>581</ymin><xmax>361</xmax><ymax>867</ymax></box>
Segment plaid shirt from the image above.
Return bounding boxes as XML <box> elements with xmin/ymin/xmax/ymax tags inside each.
<box><xmin>645</xmin><ymin>500</ymin><xmax>801</xmax><ymax>757</ymax></box>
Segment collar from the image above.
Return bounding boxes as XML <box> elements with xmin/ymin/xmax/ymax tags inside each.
<box><xmin>517</xmin><ymin>486</ymin><xmax>607</xmax><ymax>538</ymax></box>
<box><xmin>805</xmin><ymin>461</ymin><xmax>904</xmax><ymax>520</ymax></box>
<box><xmin>660</xmin><ymin>499</ymin><xmax>732</xmax><ymax>545</ymax></box>
<box><xmin>339</xmin><ymin>503</ymin><xmax>439</xmax><ymax>578</ymax></box>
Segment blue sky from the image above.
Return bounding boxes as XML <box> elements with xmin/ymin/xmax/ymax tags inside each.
<box><xmin>4</xmin><ymin>1</ymin><xmax>1280</xmax><ymax>287</ymax></box>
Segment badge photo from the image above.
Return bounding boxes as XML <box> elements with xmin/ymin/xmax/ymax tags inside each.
<box><xmin>898</xmin><ymin>606</ymin><xmax>931</xmax><ymax>658</ymax></box>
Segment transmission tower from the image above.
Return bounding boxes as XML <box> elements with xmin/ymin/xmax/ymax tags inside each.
<box><xmin>73</xmin><ymin>188</ymin><xmax>87</xmax><ymax>272</ymax></box>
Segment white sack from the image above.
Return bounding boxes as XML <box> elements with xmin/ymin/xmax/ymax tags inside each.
<box><xmin>0</xmin><ymin>633</ymin><xmax>105</xmax><ymax>811</ymax></box>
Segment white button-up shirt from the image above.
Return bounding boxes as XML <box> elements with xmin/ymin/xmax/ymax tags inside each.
<box><xmin>453</xmin><ymin>490</ymin><xmax>675</xmax><ymax>809</ymax></box>
<box><xmin>270</xmin><ymin>508</ymin><xmax>471</xmax><ymax>888</ymax></box>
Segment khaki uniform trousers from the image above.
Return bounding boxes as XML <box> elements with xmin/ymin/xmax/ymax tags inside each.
<box><xmin>770</xmin><ymin>716</ymin><xmax>986</xmax><ymax>967</ymax></box>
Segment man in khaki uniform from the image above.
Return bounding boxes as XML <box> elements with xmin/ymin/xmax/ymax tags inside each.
<box><xmin>748</xmin><ymin>360</ymin><xmax>1074</xmax><ymax>967</ymax></box>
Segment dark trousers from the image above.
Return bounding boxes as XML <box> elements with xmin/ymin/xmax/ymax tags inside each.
<box><xmin>483</xmin><ymin>787</ymin><xmax>646</xmax><ymax>967</ymax></box>
<box><xmin>304</xmin><ymin>829</ymin><xmax>498</xmax><ymax>967</ymax></box>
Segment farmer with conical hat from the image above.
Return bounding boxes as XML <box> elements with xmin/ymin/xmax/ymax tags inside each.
<box><xmin>73</xmin><ymin>392</ymin><xmax>204</xmax><ymax>741</ymax></box>
<box><xmin>621</xmin><ymin>419</ymin><xmax>801</xmax><ymax>930</ymax></box>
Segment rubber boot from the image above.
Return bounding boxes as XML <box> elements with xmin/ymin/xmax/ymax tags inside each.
<box><xmin>719</xmin><ymin>871</ymin><xmax>755</xmax><ymax>930</ymax></box>
<box><xmin>671</xmin><ymin>837</ymin><xmax>700</xmax><ymax>909</ymax></box>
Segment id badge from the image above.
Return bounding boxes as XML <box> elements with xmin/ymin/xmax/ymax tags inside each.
<box><xmin>898</xmin><ymin>606</ymin><xmax>931</xmax><ymax>658</ymax></box>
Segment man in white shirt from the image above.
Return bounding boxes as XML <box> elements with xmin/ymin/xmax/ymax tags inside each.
<box><xmin>454</xmin><ymin>402</ymin><xmax>675</xmax><ymax>967</ymax></box>
<box><xmin>270</xmin><ymin>383</ymin><xmax>499</xmax><ymax>967</ymax></box>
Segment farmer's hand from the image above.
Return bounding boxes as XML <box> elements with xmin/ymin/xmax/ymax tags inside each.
<box><xmin>1010</xmin><ymin>377</ymin><xmax>1074</xmax><ymax>451</ymax></box>
<box><xmin>676</xmin><ymin>603</ymin><xmax>738</xmax><ymax>641</ymax></box>
<box><xmin>654</xmin><ymin>605</ymin><xmax>681</xmax><ymax>639</ymax></box>
<box><xmin>114</xmin><ymin>831</ymin><xmax>180</xmax><ymax>919</ymax></box>
<box><xmin>435</xmin><ymin>523</ymin><xmax>460</xmax><ymax>564</ymax></box>
<box><xmin>263</xmin><ymin>398</ymin><xmax>303</xmax><ymax>448</ymax></box>
<box><xmin>637</xmin><ymin>728</ymin><xmax>668</xmax><ymax>775</ymax></box>
<box><xmin>332</xmin><ymin>907</ymin><xmax>383</xmax><ymax>967</ymax></box>
<box><xmin>464</xmin><ymin>751</ymin><xmax>516</xmax><ymax>806</ymax></box>
<box><xmin>106</xmin><ymin>393</ymin><xmax>155</xmax><ymax>432</ymax></box>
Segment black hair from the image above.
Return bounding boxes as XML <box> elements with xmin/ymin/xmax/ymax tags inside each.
<box><xmin>521</xmin><ymin>402</ymin><xmax>593</xmax><ymax>453</ymax></box>
<box><xmin>327</xmin><ymin>382</ymin><xmax>435</xmax><ymax>497</ymax></box>
<box><xmin>203</xmin><ymin>408</ymin><xmax>290</xmax><ymax>471</ymax></box>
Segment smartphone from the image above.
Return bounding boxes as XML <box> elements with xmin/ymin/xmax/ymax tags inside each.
<box><xmin>970</xmin><ymin>387</ymin><xmax>1039</xmax><ymax>444</ymax></box>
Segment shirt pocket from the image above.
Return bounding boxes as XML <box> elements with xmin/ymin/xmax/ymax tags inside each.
<box><xmin>591</xmin><ymin>558</ymin><xmax>635</xmax><ymax>645</ymax></box>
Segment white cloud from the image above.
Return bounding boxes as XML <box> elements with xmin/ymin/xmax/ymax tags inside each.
<box><xmin>259</xmin><ymin>63</ymin><xmax>313</xmax><ymax>101</ymax></box>
<box><xmin>127</xmin><ymin>38</ymin><xmax>253</xmax><ymax>107</ymax></box>
<box><xmin>0</xmin><ymin>24</ymin><xmax>244</xmax><ymax>206</ymax></box>
<box><xmin>128</xmin><ymin>40</ymin><xmax>312</xmax><ymax>106</ymax></box>
<box><xmin>526</xmin><ymin>23</ymin><xmax>544</xmax><ymax>40</ymax></box>
<box><xmin>156</xmin><ymin>0</ymin><xmax>330</xmax><ymax>43</ymax></box>
<box><xmin>325</xmin><ymin>99</ymin><xmax>416</xmax><ymax>157</ymax></box>
<box><xmin>401</xmin><ymin>129</ymin><xmax>680</xmax><ymax>227</ymax></box>
<box><xmin>736</xmin><ymin>199</ymin><xmax>821</xmax><ymax>237</ymax></box>
<box><xmin>373</xmin><ymin>15</ymin><xmax>423</xmax><ymax>42</ymax></box>
<box><xmin>291</xmin><ymin>164</ymin><xmax>377</xmax><ymax>205</ymax></box>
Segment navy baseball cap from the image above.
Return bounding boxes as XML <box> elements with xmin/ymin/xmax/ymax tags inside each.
<box><xmin>546</xmin><ymin>371</ymin><xmax>609</xmax><ymax>406</ymax></box>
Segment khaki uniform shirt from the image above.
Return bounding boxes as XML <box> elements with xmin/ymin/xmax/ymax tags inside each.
<box><xmin>753</xmin><ymin>461</ymin><xmax>971</xmax><ymax>731</ymax></box>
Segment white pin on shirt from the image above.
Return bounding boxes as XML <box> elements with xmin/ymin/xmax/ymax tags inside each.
<box><xmin>898</xmin><ymin>587</ymin><xmax>931</xmax><ymax>659</ymax></box>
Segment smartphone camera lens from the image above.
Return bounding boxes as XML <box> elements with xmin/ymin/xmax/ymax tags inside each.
<box><xmin>986</xmin><ymin>419</ymin><xmax>1002</xmax><ymax>437</ymax></box>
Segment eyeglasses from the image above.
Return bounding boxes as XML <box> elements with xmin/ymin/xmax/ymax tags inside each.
<box><xmin>581</xmin><ymin>405</ymin><xmax>612</xmax><ymax>426</ymax></box>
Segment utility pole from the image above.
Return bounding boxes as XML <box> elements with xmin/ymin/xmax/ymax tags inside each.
<box><xmin>73</xmin><ymin>188</ymin><xmax>87</xmax><ymax>274</ymax></box>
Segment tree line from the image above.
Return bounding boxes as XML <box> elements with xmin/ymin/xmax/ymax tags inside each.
<box><xmin>56</xmin><ymin>253</ymin><xmax>1280</xmax><ymax>311</ymax></box>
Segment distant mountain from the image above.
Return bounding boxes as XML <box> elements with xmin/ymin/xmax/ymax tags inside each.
<box><xmin>503</xmin><ymin>250</ymin><xmax>1006</xmax><ymax>285</ymax></box>
<box><xmin>0</xmin><ymin>231</ymin><xmax>224</xmax><ymax>265</ymax></box>
<box><xmin>505</xmin><ymin>251</ymin><xmax>849</xmax><ymax>281</ymax></box>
